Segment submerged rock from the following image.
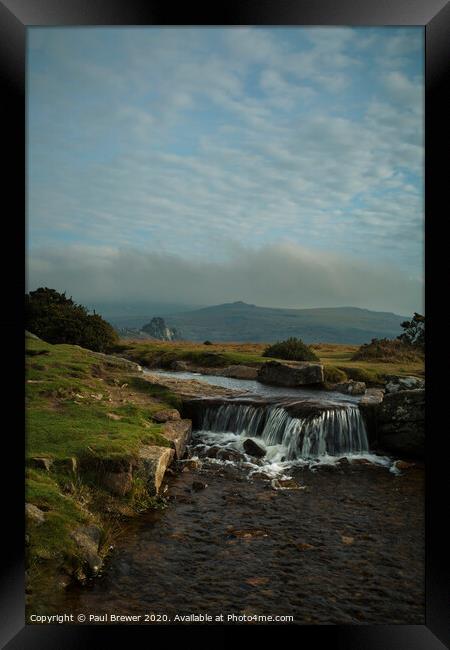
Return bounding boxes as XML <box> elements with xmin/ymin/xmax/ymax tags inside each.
<box><xmin>271</xmin><ymin>478</ymin><xmax>304</xmax><ymax>490</ymax></box>
<box><xmin>192</xmin><ymin>480</ymin><xmax>207</xmax><ymax>491</ymax></box>
<box><xmin>70</xmin><ymin>525</ymin><xmax>102</xmax><ymax>575</ymax></box>
<box><xmin>257</xmin><ymin>360</ymin><xmax>324</xmax><ymax>387</ymax></box>
<box><xmin>243</xmin><ymin>438</ymin><xmax>266</xmax><ymax>458</ymax></box>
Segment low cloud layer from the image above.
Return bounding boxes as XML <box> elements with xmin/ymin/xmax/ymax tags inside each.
<box><xmin>28</xmin><ymin>243</ymin><xmax>423</xmax><ymax>316</ymax></box>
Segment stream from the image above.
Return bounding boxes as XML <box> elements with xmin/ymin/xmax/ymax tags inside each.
<box><xmin>44</xmin><ymin>371</ymin><xmax>425</xmax><ymax>624</ymax></box>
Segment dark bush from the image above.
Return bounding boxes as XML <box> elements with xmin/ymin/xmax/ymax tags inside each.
<box><xmin>25</xmin><ymin>287</ymin><xmax>118</xmax><ymax>352</ymax></box>
<box><xmin>351</xmin><ymin>337</ymin><xmax>424</xmax><ymax>363</ymax></box>
<box><xmin>203</xmin><ymin>340</ymin><xmax>213</xmax><ymax>345</ymax></box>
<box><xmin>263</xmin><ymin>337</ymin><xmax>319</xmax><ymax>362</ymax></box>
<box><xmin>397</xmin><ymin>312</ymin><xmax>425</xmax><ymax>348</ymax></box>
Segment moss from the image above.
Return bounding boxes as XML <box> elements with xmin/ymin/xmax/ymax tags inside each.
<box><xmin>336</xmin><ymin>366</ymin><xmax>382</xmax><ymax>384</ymax></box>
<box><xmin>323</xmin><ymin>366</ymin><xmax>348</xmax><ymax>384</ymax></box>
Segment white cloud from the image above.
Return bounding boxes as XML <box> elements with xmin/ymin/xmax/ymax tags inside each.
<box><xmin>28</xmin><ymin>242</ymin><xmax>423</xmax><ymax>315</ymax></box>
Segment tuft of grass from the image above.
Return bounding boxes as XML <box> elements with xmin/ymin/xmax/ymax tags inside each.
<box><xmin>263</xmin><ymin>337</ymin><xmax>319</xmax><ymax>362</ymax></box>
<box><xmin>323</xmin><ymin>366</ymin><xmax>348</xmax><ymax>384</ymax></box>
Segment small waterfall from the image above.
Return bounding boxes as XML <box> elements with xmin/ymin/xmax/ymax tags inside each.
<box><xmin>198</xmin><ymin>402</ymin><xmax>369</xmax><ymax>460</ymax></box>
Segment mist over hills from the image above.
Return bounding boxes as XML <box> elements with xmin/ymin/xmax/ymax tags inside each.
<box><xmin>100</xmin><ymin>300</ymin><xmax>407</xmax><ymax>344</ymax></box>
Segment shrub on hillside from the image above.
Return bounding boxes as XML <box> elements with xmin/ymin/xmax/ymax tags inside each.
<box><xmin>351</xmin><ymin>337</ymin><xmax>424</xmax><ymax>363</ymax></box>
<box><xmin>397</xmin><ymin>312</ymin><xmax>425</xmax><ymax>348</ymax></box>
<box><xmin>263</xmin><ymin>337</ymin><xmax>319</xmax><ymax>362</ymax></box>
<box><xmin>25</xmin><ymin>287</ymin><xmax>118</xmax><ymax>352</ymax></box>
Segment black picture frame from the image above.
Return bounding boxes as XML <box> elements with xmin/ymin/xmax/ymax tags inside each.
<box><xmin>2</xmin><ymin>1</ymin><xmax>449</xmax><ymax>647</ymax></box>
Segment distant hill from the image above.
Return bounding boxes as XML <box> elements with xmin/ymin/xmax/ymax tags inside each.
<box><xmin>87</xmin><ymin>301</ymin><xmax>202</xmax><ymax>329</ymax></box>
<box><xmin>159</xmin><ymin>301</ymin><xmax>407</xmax><ymax>344</ymax></box>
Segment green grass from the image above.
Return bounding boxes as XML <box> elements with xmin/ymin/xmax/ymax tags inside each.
<box><xmin>114</xmin><ymin>341</ymin><xmax>268</xmax><ymax>369</ymax></box>
<box><xmin>117</xmin><ymin>339</ymin><xmax>425</xmax><ymax>386</ymax></box>
<box><xmin>25</xmin><ymin>334</ymin><xmax>181</xmax><ymax>608</ymax></box>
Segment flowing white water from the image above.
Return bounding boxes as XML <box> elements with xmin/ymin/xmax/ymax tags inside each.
<box><xmin>198</xmin><ymin>402</ymin><xmax>369</xmax><ymax>461</ymax></box>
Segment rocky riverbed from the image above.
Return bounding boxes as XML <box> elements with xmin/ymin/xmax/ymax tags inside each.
<box><xmin>45</xmin><ymin>457</ymin><xmax>424</xmax><ymax>624</ymax></box>
<box><xmin>33</xmin><ymin>365</ymin><xmax>424</xmax><ymax>625</ymax></box>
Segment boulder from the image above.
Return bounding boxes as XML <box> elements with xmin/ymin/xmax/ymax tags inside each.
<box><xmin>243</xmin><ymin>438</ymin><xmax>266</xmax><ymax>458</ymax></box>
<box><xmin>153</xmin><ymin>409</ymin><xmax>181</xmax><ymax>423</ymax></box>
<box><xmin>378</xmin><ymin>389</ymin><xmax>425</xmax><ymax>458</ymax></box>
<box><xmin>217</xmin><ymin>447</ymin><xmax>245</xmax><ymax>462</ymax></box>
<box><xmin>170</xmin><ymin>360</ymin><xmax>189</xmax><ymax>371</ymax></box>
<box><xmin>334</xmin><ymin>380</ymin><xmax>366</xmax><ymax>395</ymax></box>
<box><xmin>52</xmin><ymin>457</ymin><xmax>78</xmax><ymax>474</ymax></box>
<box><xmin>257</xmin><ymin>361</ymin><xmax>324</xmax><ymax>387</ymax></box>
<box><xmin>29</xmin><ymin>457</ymin><xmax>53</xmax><ymax>471</ymax></box>
<box><xmin>359</xmin><ymin>389</ymin><xmax>385</xmax><ymax>445</ymax></box>
<box><xmin>162</xmin><ymin>419</ymin><xmax>192</xmax><ymax>459</ymax></box>
<box><xmin>25</xmin><ymin>503</ymin><xmax>45</xmax><ymax>525</ymax></box>
<box><xmin>70</xmin><ymin>525</ymin><xmax>102</xmax><ymax>574</ymax></box>
<box><xmin>103</xmin><ymin>471</ymin><xmax>133</xmax><ymax>496</ymax></box>
<box><xmin>134</xmin><ymin>446</ymin><xmax>174</xmax><ymax>495</ymax></box>
<box><xmin>393</xmin><ymin>460</ymin><xmax>416</xmax><ymax>470</ymax></box>
<box><xmin>220</xmin><ymin>365</ymin><xmax>258</xmax><ymax>380</ymax></box>
<box><xmin>385</xmin><ymin>376</ymin><xmax>424</xmax><ymax>394</ymax></box>
<box><xmin>271</xmin><ymin>478</ymin><xmax>304</xmax><ymax>490</ymax></box>
<box><xmin>192</xmin><ymin>480</ymin><xmax>207</xmax><ymax>491</ymax></box>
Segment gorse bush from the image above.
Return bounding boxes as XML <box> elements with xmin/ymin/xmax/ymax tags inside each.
<box><xmin>351</xmin><ymin>337</ymin><xmax>424</xmax><ymax>363</ymax></box>
<box><xmin>263</xmin><ymin>337</ymin><xmax>320</xmax><ymax>362</ymax></box>
<box><xmin>25</xmin><ymin>287</ymin><xmax>118</xmax><ymax>352</ymax></box>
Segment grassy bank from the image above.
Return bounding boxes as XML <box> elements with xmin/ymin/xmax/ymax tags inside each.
<box><xmin>26</xmin><ymin>334</ymin><xmax>181</xmax><ymax>611</ymax></box>
<box><xmin>116</xmin><ymin>340</ymin><xmax>425</xmax><ymax>385</ymax></box>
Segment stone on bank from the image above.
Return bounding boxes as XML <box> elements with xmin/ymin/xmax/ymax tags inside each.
<box><xmin>257</xmin><ymin>360</ymin><xmax>324</xmax><ymax>387</ymax></box>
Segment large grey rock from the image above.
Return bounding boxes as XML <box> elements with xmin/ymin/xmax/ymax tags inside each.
<box><xmin>385</xmin><ymin>376</ymin><xmax>425</xmax><ymax>394</ymax></box>
<box><xmin>134</xmin><ymin>446</ymin><xmax>174</xmax><ymax>495</ymax></box>
<box><xmin>70</xmin><ymin>525</ymin><xmax>102</xmax><ymax>574</ymax></box>
<box><xmin>103</xmin><ymin>470</ymin><xmax>133</xmax><ymax>496</ymax></box>
<box><xmin>243</xmin><ymin>438</ymin><xmax>266</xmax><ymax>458</ymax></box>
<box><xmin>257</xmin><ymin>361</ymin><xmax>324</xmax><ymax>387</ymax></box>
<box><xmin>153</xmin><ymin>408</ymin><xmax>181</xmax><ymax>423</ymax></box>
<box><xmin>219</xmin><ymin>365</ymin><xmax>258</xmax><ymax>380</ymax></box>
<box><xmin>142</xmin><ymin>317</ymin><xmax>180</xmax><ymax>341</ymax></box>
<box><xmin>334</xmin><ymin>380</ymin><xmax>366</xmax><ymax>395</ymax></box>
<box><xmin>96</xmin><ymin>458</ymin><xmax>133</xmax><ymax>495</ymax></box>
<box><xmin>162</xmin><ymin>419</ymin><xmax>192</xmax><ymax>459</ymax></box>
<box><xmin>171</xmin><ymin>360</ymin><xmax>189</xmax><ymax>371</ymax></box>
<box><xmin>359</xmin><ymin>389</ymin><xmax>385</xmax><ymax>444</ymax></box>
<box><xmin>25</xmin><ymin>503</ymin><xmax>45</xmax><ymax>525</ymax></box>
<box><xmin>29</xmin><ymin>457</ymin><xmax>53</xmax><ymax>472</ymax></box>
<box><xmin>378</xmin><ymin>389</ymin><xmax>425</xmax><ymax>457</ymax></box>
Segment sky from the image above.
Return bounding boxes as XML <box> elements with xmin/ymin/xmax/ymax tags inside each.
<box><xmin>27</xmin><ymin>27</ymin><xmax>424</xmax><ymax>315</ymax></box>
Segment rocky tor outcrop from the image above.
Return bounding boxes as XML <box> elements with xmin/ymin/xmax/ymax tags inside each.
<box><xmin>377</xmin><ymin>389</ymin><xmax>425</xmax><ymax>458</ymax></box>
